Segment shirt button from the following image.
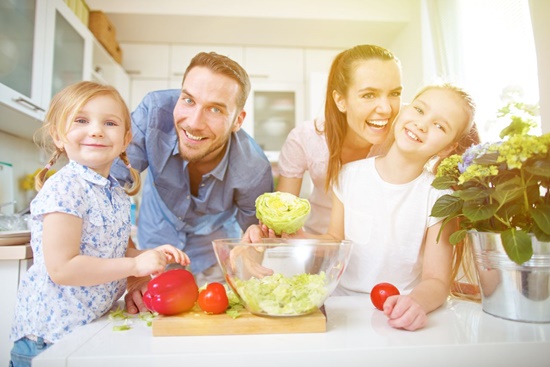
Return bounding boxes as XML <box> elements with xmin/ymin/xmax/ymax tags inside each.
<box><xmin>200</xmin><ymin>183</ymin><xmax>205</xmax><ymax>187</ymax></box>
<box><xmin>186</xmin><ymin>195</ymin><xmax>190</xmax><ymax>199</ymax></box>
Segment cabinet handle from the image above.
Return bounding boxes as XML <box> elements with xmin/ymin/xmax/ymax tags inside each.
<box><xmin>125</xmin><ymin>70</ymin><xmax>142</xmax><ymax>75</ymax></box>
<box><xmin>249</xmin><ymin>74</ymin><xmax>269</xmax><ymax>79</ymax></box>
<box><xmin>12</xmin><ymin>97</ymin><xmax>45</xmax><ymax>112</ymax></box>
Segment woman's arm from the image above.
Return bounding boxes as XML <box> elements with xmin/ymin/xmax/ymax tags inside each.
<box><xmin>276</xmin><ymin>176</ymin><xmax>302</xmax><ymax>196</ymax></box>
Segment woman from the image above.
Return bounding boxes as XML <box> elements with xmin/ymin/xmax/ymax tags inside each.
<box><xmin>276</xmin><ymin>44</ymin><xmax>403</xmax><ymax>234</ymax></box>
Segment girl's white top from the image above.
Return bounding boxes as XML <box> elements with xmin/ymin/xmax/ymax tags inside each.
<box><xmin>333</xmin><ymin>157</ymin><xmax>449</xmax><ymax>295</ymax></box>
<box><xmin>11</xmin><ymin>161</ymin><xmax>130</xmax><ymax>343</ymax></box>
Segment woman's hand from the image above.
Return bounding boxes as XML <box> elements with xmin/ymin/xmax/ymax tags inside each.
<box><xmin>382</xmin><ymin>294</ymin><xmax>428</xmax><ymax>331</ymax></box>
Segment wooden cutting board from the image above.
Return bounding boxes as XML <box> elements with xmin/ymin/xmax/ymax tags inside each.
<box><xmin>152</xmin><ymin>307</ymin><xmax>326</xmax><ymax>336</ymax></box>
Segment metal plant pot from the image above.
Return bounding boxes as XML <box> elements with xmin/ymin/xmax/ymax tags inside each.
<box><xmin>468</xmin><ymin>231</ymin><xmax>550</xmax><ymax>323</ymax></box>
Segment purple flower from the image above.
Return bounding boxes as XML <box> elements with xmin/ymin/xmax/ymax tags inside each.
<box><xmin>458</xmin><ymin>143</ymin><xmax>491</xmax><ymax>173</ymax></box>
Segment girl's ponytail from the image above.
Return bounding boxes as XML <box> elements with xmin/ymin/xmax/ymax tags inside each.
<box><xmin>119</xmin><ymin>152</ymin><xmax>141</xmax><ymax>196</ymax></box>
<box><xmin>35</xmin><ymin>149</ymin><xmax>63</xmax><ymax>191</ymax></box>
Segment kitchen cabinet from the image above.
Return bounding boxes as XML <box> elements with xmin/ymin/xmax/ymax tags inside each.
<box><xmin>121</xmin><ymin>43</ymin><xmax>170</xmax><ymax>79</ymax></box>
<box><xmin>170</xmin><ymin>45</ymin><xmax>244</xmax><ymax>82</ymax></box>
<box><xmin>0</xmin><ymin>0</ymin><xmax>129</xmax><ymax>141</ymax></box>
<box><xmin>44</xmin><ymin>0</ymin><xmax>91</xmax><ymax>100</ymax></box>
<box><xmin>242</xmin><ymin>81</ymin><xmax>304</xmax><ymax>162</ymax></box>
<box><xmin>0</xmin><ymin>245</ymin><xmax>33</xmax><ymax>367</ymax></box>
<box><xmin>0</xmin><ymin>0</ymin><xmax>47</xmax><ymax>130</ymax></box>
<box><xmin>91</xmin><ymin>39</ymin><xmax>130</xmax><ymax>105</ymax></box>
<box><xmin>244</xmin><ymin>47</ymin><xmax>304</xmax><ymax>82</ymax></box>
<box><xmin>304</xmin><ymin>48</ymin><xmax>342</xmax><ymax>120</ymax></box>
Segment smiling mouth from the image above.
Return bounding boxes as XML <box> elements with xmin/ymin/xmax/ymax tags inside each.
<box><xmin>405</xmin><ymin>128</ymin><xmax>422</xmax><ymax>142</ymax></box>
<box><xmin>366</xmin><ymin>119</ymin><xmax>388</xmax><ymax>129</ymax></box>
<box><xmin>184</xmin><ymin>129</ymin><xmax>205</xmax><ymax>141</ymax></box>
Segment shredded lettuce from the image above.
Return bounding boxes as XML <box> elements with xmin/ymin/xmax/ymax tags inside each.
<box><xmin>255</xmin><ymin>192</ymin><xmax>311</xmax><ymax>235</ymax></box>
<box><xmin>233</xmin><ymin>272</ymin><xmax>327</xmax><ymax>315</ymax></box>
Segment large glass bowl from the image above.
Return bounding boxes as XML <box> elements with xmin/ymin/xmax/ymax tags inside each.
<box><xmin>212</xmin><ymin>238</ymin><xmax>353</xmax><ymax>317</ymax></box>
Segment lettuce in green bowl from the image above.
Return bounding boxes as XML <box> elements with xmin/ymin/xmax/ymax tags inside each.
<box><xmin>255</xmin><ymin>192</ymin><xmax>311</xmax><ymax>235</ymax></box>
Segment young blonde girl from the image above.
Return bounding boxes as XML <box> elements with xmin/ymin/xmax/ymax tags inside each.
<box><xmin>244</xmin><ymin>83</ymin><xmax>477</xmax><ymax>331</ymax></box>
<box><xmin>10</xmin><ymin>81</ymin><xmax>189</xmax><ymax>367</ymax></box>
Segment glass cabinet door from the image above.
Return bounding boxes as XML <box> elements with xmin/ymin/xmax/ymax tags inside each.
<box><xmin>252</xmin><ymin>91</ymin><xmax>296</xmax><ymax>152</ymax></box>
<box><xmin>50</xmin><ymin>9</ymin><xmax>84</xmax><ymax>98</ymax></box>
<box><xmin>0</xmin><ymin>0</ymin><xmax>36</xmax><ymax>97</ymax></box>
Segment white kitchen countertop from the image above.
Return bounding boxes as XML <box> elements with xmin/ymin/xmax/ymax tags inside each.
<box><xmin>33</xmin><ymin>296</ymin><xmax>549</xmax><ymax>367</ymax></box>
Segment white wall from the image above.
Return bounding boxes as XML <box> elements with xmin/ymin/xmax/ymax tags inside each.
<box><xmin>387</xmin><ymin>0</ymin><xmax>423</xmax><ymax>101</ymax></box>
<box><xmin>529</xmin><ymin>0</ymin><xmax>550</xmax><ymax>133</ymax></box>
<box><xmin>0</xmin><ymin>132</ymin><xmax>42</xmax><ymax>213</ymax></box>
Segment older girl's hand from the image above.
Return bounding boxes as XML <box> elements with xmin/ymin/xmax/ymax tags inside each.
<box><xmin>382</xmin><ymin>294</ymin><xmax>428</xmax><ymax>331</ymax></box>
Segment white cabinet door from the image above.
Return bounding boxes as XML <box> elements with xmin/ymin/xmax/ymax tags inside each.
<box><xmin>244</xmin><ymin>47</ymin><xmax>304</xmax><ymax>83</ymax></box>
<box><xmin>170</xmin><ymin>45</ymin><xmax>244</xmax><ymax>81</ymax></box>
<box><xmin>121</xmin><ymin>43</ymin><xmax>170</xmax><ymax>79</ymax></box>
<box><xmin>304</xmin><ymin>48</ymin><xmax>342</xmax><ymax>120</ymax></box>
<box><xmin>129</xmin><ymin>79</ymin><xmax>171</xmax><ymax>112</ymax></box>
<box><xmin>91</xmin><ymin>39</ymin><xmax>130</xmax><ymax>105</ymax></box>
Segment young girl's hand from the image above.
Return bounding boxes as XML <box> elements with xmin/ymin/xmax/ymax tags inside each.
<box><xmin>154</xmin><ymin>244</ymin><xmax>190</xmax><ymax>267</ymax></box>
<box><xmin>382</xmin><ymin>294</ymin><xmax>428</xmax><ymax>331</ymax></box>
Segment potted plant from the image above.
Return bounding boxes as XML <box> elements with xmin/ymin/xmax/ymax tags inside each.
<box><xmin>430</xmin><ymin>104</ymin><xmax>550</xmax><ymax>322</ymax></box>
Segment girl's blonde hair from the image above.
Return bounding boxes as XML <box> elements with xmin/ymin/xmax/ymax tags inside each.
<box><xmin>324</xmin><ymin>44</ymin><xmax>401</xmax><ymax>192</ymax></box>
<box><xmin>34</xmin><ymin>81</ymin><xmax>141</xmax><ymax>195</ymax></box>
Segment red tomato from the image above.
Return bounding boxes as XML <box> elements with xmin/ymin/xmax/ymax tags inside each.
<box><xmin>370</xmin><ymin>282</ymin><xmax>400</xmax><ymax>311</ymax></box>
<box><xmin>143</xmin><ymin>269</ymin><xmax>199</xmax><ymax>315</ymax></box>
<box><xmin>198</xmin><ymin>282</ymin><xmax>229</xmax><ymax>314</ymax></box>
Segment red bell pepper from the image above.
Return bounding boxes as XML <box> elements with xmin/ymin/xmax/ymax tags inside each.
<box><xmin>143</xmin><ymin>269</ymin><xmax>199</xmax><ymax>315</ymax></box>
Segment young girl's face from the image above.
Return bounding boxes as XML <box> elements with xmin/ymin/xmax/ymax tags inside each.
<box><xmin>392</xmin><ymin>88</ymin><xmax>470</xmax><ymax>160</ymax></box>
<box><xmin>333</xmin><ymin>58</ymin><xmax>402</xmax><ymax>146</ymax></box>
<box><xmin>55</xmin><ymin>94</ymin><xmax>130</xmax><ymax>177</ymax></box>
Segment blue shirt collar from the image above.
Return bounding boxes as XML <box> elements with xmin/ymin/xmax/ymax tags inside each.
<box><xmin>67</xmin><ymin>160</ymin><xmax>121</xmax><ymax>189</ymax></box>
<box><xmin>172</xmin><ymin>135</ymin><xmax>232</xmax><ymax>181</ymax></box>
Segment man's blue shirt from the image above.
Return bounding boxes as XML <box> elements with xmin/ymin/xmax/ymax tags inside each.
<box><xmin>112</xmin><ymin>89</ymin><xmax>273</xmax><ymax>273</ymax></box>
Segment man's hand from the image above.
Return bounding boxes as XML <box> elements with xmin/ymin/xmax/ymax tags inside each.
<box><xmin>124</xmin><ymin>275</ymin><xmax>150</xmax><ymax>314</ymax></box>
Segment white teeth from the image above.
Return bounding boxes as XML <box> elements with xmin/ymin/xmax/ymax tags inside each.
<box><xmin>406</xmin><ymin>129</ymin><xmax>420</xmax><ymax>142</ymax></box>
<box><xmin>186</xmin><ymin>130</ymin><xmax>204</xmax><ymax>141</ymax></box>
<box><xmin>367</xmin><ymin>120</ymin><xmax>388</xmax><ymax>128</ymax></box>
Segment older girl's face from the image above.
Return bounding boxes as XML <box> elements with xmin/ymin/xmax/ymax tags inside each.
<box><xmin>333</xmin><ymin>58</ymin><xmax>402</xmax><ymax>146</ymax></box>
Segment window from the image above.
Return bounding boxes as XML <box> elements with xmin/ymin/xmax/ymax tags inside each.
<box><xmin>423</xmin><ymin>0</ymin><xmax>540</xmax><ymax>141</ymax></box>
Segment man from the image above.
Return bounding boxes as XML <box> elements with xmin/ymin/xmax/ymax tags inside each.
<box><xmin>112</xmin><ymin>52</ymin><xmax>273</xmax><ymax>313</ymax></box>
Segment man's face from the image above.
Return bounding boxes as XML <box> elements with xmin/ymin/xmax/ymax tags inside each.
<box><xmin>173</xmin><ymin>66</ymin><xmax>245</xmax><ymax>165</ymax></box>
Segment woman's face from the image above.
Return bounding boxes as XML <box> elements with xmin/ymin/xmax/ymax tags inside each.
<box><xmin>333</xmin><ymin>58</ymin><xmax>403</xmax><ymax>146</ymax></box>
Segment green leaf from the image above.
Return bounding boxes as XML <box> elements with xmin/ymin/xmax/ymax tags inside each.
<box><xmin>431</xmin><ymin>176</ymin><xmax>456</xmax><ymax>190</ymax></box>
<box><xmin>457</xmin><ymin>186</ymin><xmax>491</xmax><ymax>201</ymax></box>
<box><xmin>449</xmin><ymin>229</ymin><xmax>467</xmax><ymax>245</ymax></box>
<box><xmin>532</xmin><ymin>224</ymin><xmax>550</xmax><ymax>242</ymax></box>
<box><xmin>525</xmin><ymin>160</ymin><xmax>550</xmax><ymax>178</ymax></box>
<box><xmin>430</xmin><ymin>195</ymin><xmax>463</xmax><ymax>218</ymax></box>
<box><xmin>531</xmin><ymin>204</ymin><xmax>550</xmax><ymax>235</ymax></box>
<box><xmin>491</xmin><ymin>176</ymin><xmax>524</xmax><ymax>205</ymax></box>
<box><xmin>500</xmin><ymin>229</ymin><xmax>533</xmax><ymax>265</ymax></box>
<box><xmin>474</xmin><ymin>152</ymin><xmax>499</xmax><ymax>165</ymax></box>
<box><xmin>463</xmin><ymin>200</ymin><xmax>498</xmax><ymax>221</ymax></box>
